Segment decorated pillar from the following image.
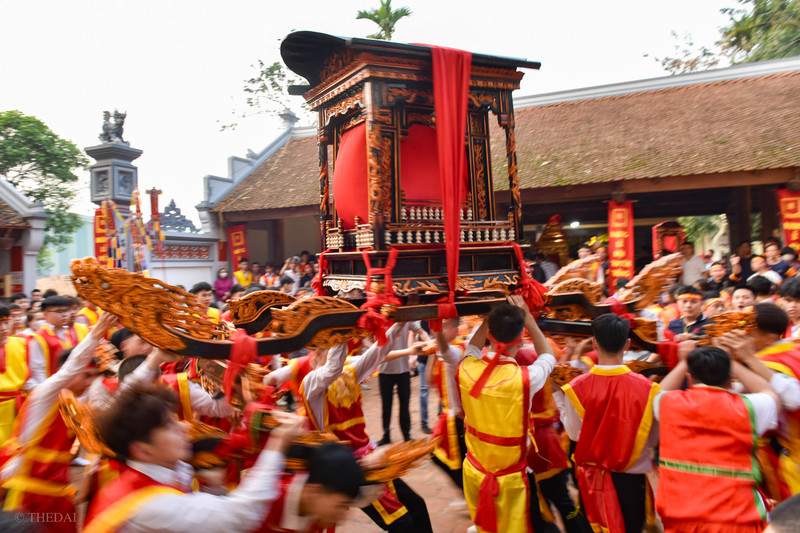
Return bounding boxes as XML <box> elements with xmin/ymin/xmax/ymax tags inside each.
<box><xmin>607</xmin><ymin>200</ymin><xmax>634</xmax><ymax>292</ymax></box>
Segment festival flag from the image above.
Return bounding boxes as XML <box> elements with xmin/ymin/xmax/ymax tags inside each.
<box><xmin>226</xmin><ymin>225</ymin><xmax>249</xmax><ymax>265</ymax></box>
<box><xmin>607</xmin><ymin>201</ymin><xmax>634</xmax><ymax>293</ymax></box>
<box><xmin>778</xmin><ymin>189</ymin><xmax>800</xmax><ymax>252</ymax></box>
<box><xmin>94</xmin><ymin>207</ymin><xmax>109</xmax><ymax>264</ymax></box>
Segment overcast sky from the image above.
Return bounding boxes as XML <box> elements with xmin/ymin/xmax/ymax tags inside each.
<box><xmin>1</xmin><ymin>0</ymin><xmax>736</xmax><ymax>223</ymax></box>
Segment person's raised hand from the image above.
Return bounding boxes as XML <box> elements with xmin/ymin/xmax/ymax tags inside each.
<box><xmin>507</xmin><ymin>294</ymin><xmax>531</xmax><ymax>316</ymax></box>
<box><xmin>677</xmin><ymin>339</ymin><xmax>698</xmax><ymax>363</ymax></box>
<box><xmin>91</xmin><ymin>312</ymin><xmax>119</xmax><ymax>340</ymax></box>
<box><xmin>266</xmin><ymin>411</ymin><xmax>305</xmax><ymax>453</ymax></box>
<box><xmin>714</xmin><ymin>330</ymin><xmax>755</xmax><ymax>362</ymax></box>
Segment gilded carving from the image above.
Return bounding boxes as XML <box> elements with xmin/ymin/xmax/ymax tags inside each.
<box><xmin>320</xmin><ymin>50</ymin><xmax>355</xmax><ymax>85</ymax></box>
<box><xmin>385</xmin><ymin>87</ymin><xmax>433</xmax><ymax>106</ymax></box>
<box><xmin>380</xmin><ymin>136</ymin><xmax>393</xmax><ymax>220</ymax></box>
<box><xmin>544</xmin><ymin>277</ymin><xmax>605</xmax><ymax>306</ymax></box>
<box><xmin>228</xmin><ymin>291</ymin><xmax>297</xmax><ymax>325</ymax></box>
<box><xmin>614</xmin><ymin>253</ymin><xmax>684</xmax><ymax>310</ymax></box>
<box><xmin>473</xmin><ymin>143</ymin><xmax>488</xmax><ymax>219</ymax></box>
<box><xmin>71</xmin><ymin>257</ymin><xmax>232</xmax><ymax>352</ymax></box>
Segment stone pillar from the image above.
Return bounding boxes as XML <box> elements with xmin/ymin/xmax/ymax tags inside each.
<box><xmin>85</xmin><ymin>143</ymin><xmax>143</xmax><ymax>211</ymax></box>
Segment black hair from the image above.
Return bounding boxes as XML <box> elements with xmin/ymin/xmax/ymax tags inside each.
<box><xmin>306</xmin><ymin>442</ymin><xmax>364</xmax><ymax>499</ymax></box>
<box><xmin>615</xmin><ymin>278</ymin><xmax>630</xmax><ymax>291</ymax></box>
<box><xmin>668</xmin><ymin>284</ymin><xmax>686</xmax><ymax>297</ymax></box>
<box><xmin>238</xmin><ymin>257</ymin><xmax>249</xmax><ymax>263</ymax></box>
<box><xmin>591</xmin><ymin>313</ymin><xmax>630</xmax><ymax>353</ymax></box>
<box><xmin>765</xmin><ymin>241</ymin><xmax>781</xmax><ymax>251</ymax></box>
<box><xmin>0</xmin><ymin>305</ymin><xmax>10</xmax><ymax>320</ymax></box>
<box><xmin>230</xmin><ymin>284</ymin><xmax>245</xmax><ymax>294</ymax></box>
<box><xmin>41</xmin><ymin>295</ymin><xmax>71</xmax><ymax>311</ymax></box>
<box><xmin>677</xmin><ymin>286</ymin><xmax>703</xmax><ymax>298</ymax></box>
<box><xmin>10</xmin><ymin>292</ymin><xmax>27</xmax><ymax>302</ymax></box>
<box><xmin>769</xmin><ymin>492</ymin><xmax>800</xmax><ymax>533</ymax></box>
<box><xmin>31</xmin><ymin>289</ymin><xmax>41</xmax><ymax>295</ymax></box>
<box><xmin>487</xmin><ymin>303</ymin><xmax>525</xmax><ymax>343</ymax></box>
<box><xmin>109</xmin><ymin>328</ymin><xmax>134</xmax><ymax>352</ymax></box>
<box><xmin>245</xmin><ymin>284</ymin><xmax>267</xmax><ymax>295</ymax></box>
<box><xmin>96</xmin><ymin>383</ymin><xmax>179</xmax><ymax>460</ymax></box>
<box><xmin>42</xmin><ymin>289</ymin><xmax>58</xmax><ymax>299</ymax></box>
<box><xmin>782</xmin><ymin>246</ymin><xmax>798</xmax><ymax>258</ymax></box>
<box><xmin>780</xmin><ymin>277</ymin><xmax>800</xmax><ymax>300</ymax></box>
<box><xmin>189</xmin><ymin>282</ymin><xmax>213</xmax><ymax>294</ymax></box>
<box><xmin>702</xmin><ymin>291</ymin><xmax>721</xmax><ymax>301</ymax></box>
<box><xmin>58</xmin><ymin>347</ymin><xmax>74</xmax><ymax>369</ymax></box>
<box><xmin>118</xmin><ymin>354</ymin><xmax>148</xmax><ymax>384</ymax></box>
<box><xmin>8</xmin><ymin>304</ymin><xmax>21</xmax><ymax>312</ymax></box>
<box><xmin>687</xmin><ymin>346</ymin><xmax>730</xmax><ymax>387</ymax></box>
<box><xmin>279</xmin><ymin>276</ymin><xmax>294</xmax><ymax>286</ymax></box>
<box><xmin>754</xmin><ymin>302</ymin><xmax>789</xmax><ymax>337</ymax></box>
<box><xmin>747</xmin><ymin>276</ymin><xmax>773</xmax><ymax>297</ymax></box>
<box><xmin>683</xmin><ymin>241</ymin><xmax>694</xmax><ymax>248</ymax></box>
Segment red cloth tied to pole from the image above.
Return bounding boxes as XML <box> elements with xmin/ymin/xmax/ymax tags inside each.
<box><xmin>577</xmin><ymin>464</ymin><xmax>627</xmax><ymax>533</ymax></box>
<box><xmin>224</xmin><ymin>329</ymin><xmax>257</xmax><ymax>401</ymax></box>
<box><xmin>469</xmin><ymin>331</ymin><xmax>523</xmax><ymax>399</ymax></box>
<box><xmin>430</xmin><ymin>45</ymin><xmax>471</xmax><ymax>306</ymax></box>
<box><xmin>359</xmin><ymin>248</ymin><xmax>401</xmax><ymax>345</ymax></box>
<box><xmin>467</xmin><ymin>453</ymin><xmax>527</xmax><ymax>532</ymax></box>
<box><xmin>510</xmin><ymin>243</ymin><xmax>547</xmax><ymax>315</ymax></box>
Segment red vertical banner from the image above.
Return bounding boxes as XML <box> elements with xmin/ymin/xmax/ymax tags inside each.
<box><xmin>778</xmin><ymin>189</ymin><xmax>800</xmax><ymax>251</ymax></box>
<box><xmin>608</xmin><ymin>201</ymin><xmax>634</xmax><ymax>293</ymax></box>
<box><xmin>94</xmin><ymin>207</ymin><xmax>109</xmax><ymax>264</ymax></box>
<box><xmin>226</xmin><ymin>225</ymin><xmax>249</xmax><ymax>265</ymax></box>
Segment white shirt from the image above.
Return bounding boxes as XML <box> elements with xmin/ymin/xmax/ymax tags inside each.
<box><xmin>120</xmin><ymin>451</ymin><xmax>285</xmax><ymax>533</ymax></box>
<box><xmin>552</xmin><ymin>365</ymin><xmax>658</xmax><ymax>474</ymax></box>
<box><xmin>24</xmin><ymin>322</ymin><xmax>67</xmax><ymax>391</ymax></box>
<box><xmin>681</xmin><ymin>255</ymin><xmax>708</xmax><ymax>286</ymax></box>
<box><xmin>273</xmin><ymin>473</ymin><xmax>314</xmax><ymax>532</ymax></box>
<box><xmin>377</xmin><ymin>321</ymin><xmax>421</xmax><ymax>375</ymax></box>
<box><xmin>438</xmin><ymin>345</ymin><xmax>463</xmax><ymax>416</ymax></box>
<box><xmin>748</xmin><ymin>270</ymin><xmax>783</xmax><ymax>285</ymax></box>
<box><xmin>302</xmin><ymin>323</ymin><xmax>401</xmax><ymax>432</ymax></box>
<box><xmin>122</xmin><ymin>363</ymin><xmax>236</xmax><ymax>419</ymax></box>
<box><xmin>2</xmin><ymin>331</ymin><xmax>99</xmax><ymax>482</ymax></box>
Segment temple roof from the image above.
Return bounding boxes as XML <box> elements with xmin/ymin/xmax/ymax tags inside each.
<box><xmin>0</xmin><ymin>197</ymin><xmax>28</xmax><ymax>227</ymax></box>
<box><xmin>212</xmin><ymin>57</ymin><xmax>800</xmax><ymax>214</ymax></box>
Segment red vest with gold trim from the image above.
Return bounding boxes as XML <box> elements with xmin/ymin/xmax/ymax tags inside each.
<box><xmin>31</xmin><ymin>324</ymin><xmax>88</xmax><ymax>377</ymax></box>
<box><xmin>84</xmin><ymin>466</ymin><xmax>185</xmax><ymax>533</ymax></box>
<box><xmin>160</xmin><ymin>372</ymin><xmax>194</xmax><ymax>421</ymax></box>
<box><xmin>562</xmin><ymin>367</ymin><xmax>659</xmax><ymax>533</ymax></box>
<box><xmin>657</xmin><ymin>387</ymin><xmax>768</xmax><ymax>527</ymax></box>
<box><xmin>430</xmin><ymin>356</ymin><xmax>462</xmax><ymax>470</ymax></box>
<box><xmin>77</xmin><ymin>307</ymin><xmax>99</xmax><ymax>326</ymax></box>
<box><xmin>2</xmin><ymin>401</ymin><xmax>76</xmax><ymax>528</ymax></box>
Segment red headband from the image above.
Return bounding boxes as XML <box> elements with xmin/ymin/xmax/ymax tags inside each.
<box><xmin>469</xmin><ymin>330</ymin><xmax>524</xmax><ymax>398</ymax></box>
<box><xmin>677</xmin><ymin>294</ymin><xmax>702</xmax><ymax>301</ymax></box>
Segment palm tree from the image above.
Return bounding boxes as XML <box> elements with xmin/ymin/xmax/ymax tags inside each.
<box><xmin>356</xmin><ymin>0</ymin><xmax>412</xmax><ymax>41</ymax></box>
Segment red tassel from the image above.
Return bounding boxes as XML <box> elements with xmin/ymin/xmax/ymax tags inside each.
<box><xmin>356</xmin><ymin>308</ymin><xmax>390</xmax><ymax>346</ymax></box>
<box><xmin>510</xmin><ymin>243</ymin><xmax>547</xmax><ymax>315</ymax></box>
<box><xmin>313</xmin><ymin>250</ymin><xmax>331</xmax><ymax>296</ymax></box>
<box><xmin>224</xmin><ymin>329</ymin><xmax>257</xmax><ymax>401</ymax></box>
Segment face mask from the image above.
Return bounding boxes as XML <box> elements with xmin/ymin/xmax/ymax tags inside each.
<box><xmin>220</xmin><ymin>272</ymin><xmax>228</xmax><ymax>278</ymax></box>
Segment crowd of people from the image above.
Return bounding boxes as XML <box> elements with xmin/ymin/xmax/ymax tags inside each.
<box><xmin>2</xmin><ymin>238</ymin><xmax>800</xmax><ymax>532</ymax></box>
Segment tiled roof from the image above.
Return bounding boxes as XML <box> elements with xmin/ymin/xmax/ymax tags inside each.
<box><xmin>493</xmin><ymin>71</ymin><xmax>800</xmax><ymax>190</ymax></box>
<box><xmin>0</xmin><ymin>198</ymin><xmax>28</xmax><ymax>227</ymax></box>
<box><xmin>212</xmin><ymin>135</ymin><xmax>319</xmax><ymax>213</ymax></box>
<box><xmin>215</xmin><ymin>70</ymin><xmax>800</xmax><ymax>212</ymax></box>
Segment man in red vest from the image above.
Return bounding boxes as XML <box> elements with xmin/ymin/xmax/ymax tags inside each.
<box><xmin>26</xmin><ymin>296</ymin><xmax>88</xmax><ymax>390</ymax></box>
<box><xmin>84</xmin><ymin>383</ymin><xmax>302</xmax><ymax>533</ymax></box>
<box><xmin>656</xmin><ymin>344</ymin><xmax>779</xmax><ymax>532</ymax></box>
<box><xmin>1</xmin><ymin>312</ymin><xmax>117</xmax><ymax>532</ymax></box>
<box><xmin>554</xmin><ymin>313</ymin><xmax>660</xmax><ymax>533</ymax></box>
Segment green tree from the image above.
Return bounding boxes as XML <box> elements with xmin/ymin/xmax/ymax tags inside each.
<box><xmin>0</xmin><ymin>110</ymin><xmax>87</xmax><ymax>268</ymax></box>
<box><xmin>356</xmin><ymin>0</ymin><xmax>412</xmax><ymax>41</ymax></box>
<box><xmin>650</xmin><ymin>0</ymin><xmax>800</xmax><ymax>74</ymax></box>
<box><xmin>677</xmin><ymin>215</ymin><xmax>722</xmax><ymax>244</ymax></box>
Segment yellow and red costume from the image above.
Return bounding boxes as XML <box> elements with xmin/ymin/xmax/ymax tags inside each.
<box><xmin>430</xmin><ymin>356</ymin><xmax>463</xmax><ymax>472</ymax></box>
<box><xmin>234</xmin><ymin>270</ymin><xmax>253</xmax><ymax>287</ymax></box>
<box><xmin>657</xmin><ymin>387</ymin><xmax>768</xmax><ymax>532</ymax></box>
<box><xmin>76</xmin><ymin>306</ymin><xmax>100</xmax><ymax>326</ymax></box>
<box><xmin>457</xmin><ymin>353</ymin><xmax>532</xmax><ymax>533</ymax></box>
<box><xmin>1</xmin><ymin>401</ymin><xmax>78</xmax><ymax>532</ymax></box>
<box><xmin>252</xmin><ymin>473</ymin><xmax>329</xmax><ymax>533</ymax></box>
<box><xmin>84</xmin><ymin>465</ymin><xmax>185</xmax><ymax>533</ymax></box>
<box><xmin>160</xmin><ymin>372</ymin><xmax>195</xmax><ymax>421</ymax></box>
<box><xmin>755</xmin><ymin>341</ymin><xmax>800</xmax><ymax>500</ymax></box>
<box><xmin>0</xmin><ymin>336</ymin><xmax>28</xmax><ymax>443</ymax></box>
<box><xmin>561</xmin><ymin>367</ymin><xmax>659</xmax><ymax>533</ymax></box>
<box><xmin>29</xmin><ymin>323</ymin><xmax>88</xmax><ymax>377</ymax></box>
<box><xmin>300</xmin><ymin>362</ymin><xmax>409</xmax><ymax>525</ymax></box>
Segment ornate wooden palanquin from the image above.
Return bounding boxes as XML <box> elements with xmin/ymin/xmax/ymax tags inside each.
<box><xmin>281</xmin><ymin>32</ymin><xmax>540</xmax><ymax>295</ymax></box>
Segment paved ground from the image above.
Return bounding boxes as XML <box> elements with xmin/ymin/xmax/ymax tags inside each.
<box><xmin>337</xmin><ymin>371</ymin><xmax>475</xmax><ymax>533</ymax></box>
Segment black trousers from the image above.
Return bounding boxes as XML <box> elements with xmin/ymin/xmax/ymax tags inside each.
<box><xmin>361</xmin><ymin>478</ymin><xmax>433</xmax><ymax>533</ymax></box>
<box><xmin>379</xmin><ymin>372</ymin><xmax>411</xmax><ymax>441</ymax></box>
<box><xmin>430</xmin><ymin>416</ymin><xmax>467</xmax><ymax>490</ymax></box>
<box><xmin>610</xmin><ymin>471</ymin><xmax>646</xmax><ymax>533</ymax></box>
<box><xmin>538</xmin><ymin>470</ymin><xmax>592</xmax><ymax>533</ymax></box>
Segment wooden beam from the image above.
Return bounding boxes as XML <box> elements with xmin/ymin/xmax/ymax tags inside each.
<box><xmin>218</xmin><ymin>205</ymin><xmax>318</xmax><ymax>222</ymax></box>
<box><xmin>495</xmin><ymin>168</ymin><xmax>796</xmax><ymax>205</ymax></box>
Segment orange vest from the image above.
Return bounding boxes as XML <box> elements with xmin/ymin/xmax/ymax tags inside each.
<box><xmin>457</xmin><ymin>355</ymin><xmax>532</xmax><ymax>533</ymax></box>
<box><xmin>1</xmin><ymin>401</ymin><xmax>77</xmax><ymax>528</ymax></box>
<box><xmin>657</xmin><ymin>387</ymin><xmax>768</xmax><ymax>528</ymax></box>
<box><xmin>0</xmin><ymin>337</ymin><xmax>29</xmax><ymax>443</ymax></box>
<box><xmin>84</xmin><ymin>465</ymin><xmax>184</xmax><ymax>533</ymax></box>
<box><xmin>562</xmin><ymin>367</ymin><xmax>659</xmax><ymax>533</ymax></box>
